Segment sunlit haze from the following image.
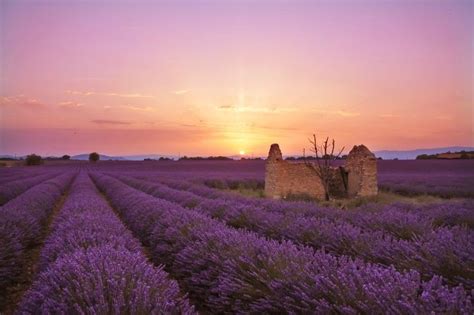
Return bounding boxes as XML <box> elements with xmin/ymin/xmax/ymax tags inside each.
<box><xmin>1</xmin><ymin>0</ymin><xmax>472</xmax><ymax>157</ymax></box>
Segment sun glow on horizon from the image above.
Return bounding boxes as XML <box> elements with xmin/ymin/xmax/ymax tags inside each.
<box><xmin>0</xmin><ymin>1</ymin><xmax>472</xmax><ymax>156</ymax></box>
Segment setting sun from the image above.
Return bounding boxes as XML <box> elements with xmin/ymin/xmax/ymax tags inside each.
<box><xmin>239</xmin><ymin>150</ymin><xmax>246</xmax><ymax>155</ymax></box>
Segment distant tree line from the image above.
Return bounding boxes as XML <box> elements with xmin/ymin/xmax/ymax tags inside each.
<box><xmin>240</xmin><ymin>157</ymin><xmax>263</xmax><ymax>161</ymax></box>
<box><xmin>416</xmin><ymin>151</ymin><xmax>474</xmax><ymax>160</ymax></box>
<box><xmin>22</xmin><ymin>152</ymin><xmax>101</xmax><ymax>165</ymax></box>
<box><xmin>41</xmin><ymin>155</ymin><xmax>70</xmax><ymax>161</ymax></box>
<box><xmin>144</xmin><ymin>157</ymin><xmax>174</xmax><ymax>161</ymax></box>
<box><xmin>286</xmin><ymin>155</ymin><xmax>347</xmax><ymax>161</ymax></box>
<box><xmin>144</xmin><ymin>156</ymin><xmax>264</xmax><ymax>161</ymax></box>
<box><xmin>179</xmin><ymin>156</ymin><xmax>232</xmax><ymax>161</ymax></box>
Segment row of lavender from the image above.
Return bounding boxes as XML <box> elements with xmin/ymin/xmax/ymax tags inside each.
<box><xmin>92</xmin><ymin>172</ymin><xmax>473</xmax><ymax>313</ymax></box>
<box><xmin>378</xmin><ymin>173</ymin><xmax>474</xmax><ymax>198</ymax></box>
<box><xmin>16</xmin><ymin>172</ymin><xmax>194</xmax><ymax>313</ymax></box>
<box><xmin>377</xmin><ymin>159</ymin><xmax>474</xmax><ymax>198</ymax></box>
<box><xmin>198</xmin><ymin>171</ymin><xmax>474</xmax><ymax>199</ymax></box>
<box><xmin>114</xmin><ymin>174</ymin><xmax>474</xmax><ymax>289</ymax></box>
<box><xmin>0</xmin><ymin>173</ymin><xmax>74</xmax><ymax>309</ymax></box>
<box><xmin>4</xmin><ymin>159</ymin><xmax>470</xmax><ymax>197</ymax></box>
<box><xmin>0</xmin><ymin>172</ymin><xmax>60</xmax><ymax>206</ymax></box>
<box><xmin>160</xmin><ymin>176</ymin><xmax>474</xmax><ymax>232</ymax></box>
<box><xmin>141</xmin><ymin>159</ymin><xmax>474</xmax><ymax>198</ymax></box>
<box><xmin>0</xmin><ymin>170</ymin><xmax>46</xmax><ymax>186</ymax></box>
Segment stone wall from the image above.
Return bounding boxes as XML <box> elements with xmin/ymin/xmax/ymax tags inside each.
<box><xmin>265</xmin><ymin>158</ymin><xmax>327</xmax><ymax>199</ymax></box>
<box><xmin>345</xmin><ymin>145</ymin><xmax>378</xmax><ymax>197</ymax></box>
<box><xmin>264</xmin><ymin>143</ymin><xmax>377</xmax><ymax>200</ymax></box>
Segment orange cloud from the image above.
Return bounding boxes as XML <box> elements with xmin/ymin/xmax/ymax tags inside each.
<box><xmin>91</xmin><ymin>119</ymin><xmax>132</xmax><ymax>125</ymax></box>
<box><xmin>172</xmin><ymin>90</ymin><xmax>190</xmax><ymax>95</ymax></box>
<box><xmin>311</xmin><ymin>108</ymin><xmax>361</xmax><ymax>117</ymax></box>
<box><xmin>58</xmin><ymin>101</ymin><xmax>84</xmax><ymax>109</ymax></box>
<box><xmin>217</xmin><ymin>105</ymin><xmax>297</xmax><ymax>114</ymax></box>
<box><xmin>120</xmin><ymin>105</ymin><xmax>154</xmax><ymax>111</ymax></box>
<box><xmin>65</xmin><ymin>90</ymin><xmax>155</xmax><ymax>98</ymax></box>
<box><xmin>0</xmin><ymin>95</ymin><xmax>46</xmax><ymax>109</ymax></box>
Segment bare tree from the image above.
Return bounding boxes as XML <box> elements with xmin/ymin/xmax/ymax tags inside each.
<box><xmin>304</xmin><ymin>134</ymin><xmax>345</xmax><ymax>201</ymax></box>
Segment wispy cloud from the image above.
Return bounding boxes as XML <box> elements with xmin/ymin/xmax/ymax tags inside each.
<box><xmin>0</xmin><ymin>95</ymin><xmax>46</xmax><ymax>109</ymax></box>
<box><xmin>172</xmin><ymin>89</ymin><xmax>190</xmax><ymax>95</ymax></box>
<box><xmin>120</xmin><ymin>104</ymin><xmax>154</xmax><ymax>111</ymax></box>
<box><xmin>66</xmin><ymin>90</ymin><xmax>155</xmax><ymax>98</ymax></box>
<box><xmin>58</xmin><ymin>101</ymin><xmax>83</xmax><ymax>109</ymax></box>
<box><xmin>248</xmin><ymin>123</ymin><xmax>298</xmax><ymax>131</ymax></box>
<box><xmin>217</xmin><ymin>105</ymin><xmax>296</xmax><ymax>114</ymax></box>
<box><xmin>335</xmin><ymin>110</ymin><xmax>360</xmax><ymax>117</ymax></box>
<box><xmin>91</xmin><ymin>119</ymin><xmax>131</xmax><ymax>125</ymax></box>
<box><xmin>311</xmin><ymin>108</ymin><xmax>361</xmax><ymax>117</ymax></box>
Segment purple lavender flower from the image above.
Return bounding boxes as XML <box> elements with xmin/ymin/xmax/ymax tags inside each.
<box><xmin>92</xmin><ymin>173</ymin><xmax>473</xmax><ymax>313</ymax></box>
<box><xmin>113</xmin><ymin>174</ymin><xmax>474</xmax><ymax>289</ymax></box>
<box><xmin>0</xmin><ymin>173</ymin><xmax>74</xmax><ymax>307</ymax></box>
<box><xmin>17</xmin><ymin>172</ymin><xmax>195</xmax><ymax>314</ymax></box>
<box><xmin>18</xmin><ymin>246</ymin><xmax>194</xmax><ymax>314</ymax></box>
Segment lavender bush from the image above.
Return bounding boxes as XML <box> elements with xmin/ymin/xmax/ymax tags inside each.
<box><xmin>0</xmin><ymin>172</ymin><xmax>59</xmax><ymax>205</ymax></box>
<box><xmin>0</xmin><ymin>171</ymin><xmax>44</xmax><ymax>185</ymax></box>
<box><xmin>0</xmin><ymin>173</ymin><xmax>74</xmax><ymax>309</ymax></box>
<box><xmin>92</xmin><ymin>173</ymin><xmax>472</xmax><ymax>313</ymax></box>
<box><xmin>105</xmin><ymin>159</ymin><xmax>474</xmax><ymax>198</ymax></box>
<box><xmin>151</xmin><ymin>175</ymin><xmax>474</xmax><ymax>236</ymax></box>
<box><xmin>17</xmin><ymin>172</ymin><xmax>194</xmax><ymax>314</ymax></box>
<box><xmin>379</xmin><ymin>174</ymin><xmax>474</xmax><ymax>198</ymax></box>
<box><xmin>37</xmin><ymin>173</ymin><xmax>143</xmax><ymax>270</ymax></box>
<box><xmin>376</xmin><ymin>160</ymin><xmax>474</xmax><ymax>198</ymax></box>
<box><xmin>18</xmin><ymin>246</ymin><xmax>194</xmax><ymax>314</ymax></box>
<box><xmin>140</xmin><ymin>175</ymin><xmax>474</xmax><ymax>233</ymax></box>
<box><xmin>114</xmin><ymin>174</ymin><xmax>474</xmax><ymax>289</ymax></box>
<box><xmin>2</xmin><ymin>160</ymin><xmax>472</xmax><ymax>313</ymax></box>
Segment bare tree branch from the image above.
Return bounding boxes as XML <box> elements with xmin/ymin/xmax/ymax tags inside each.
<box><xmin>303</xmin><ymin>133</ymin><xmax>344</xmax><ymax>201</ymax></box>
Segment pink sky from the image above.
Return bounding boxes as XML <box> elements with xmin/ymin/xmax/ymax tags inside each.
<box><xmin>1</xmin><ymin>0</ymin><xmax>472</xmax><ymax>156</ymax></box>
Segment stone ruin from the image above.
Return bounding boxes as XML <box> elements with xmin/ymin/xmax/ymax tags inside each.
<box><xmin>265</xmin><ymin>143</ymin><xmax>378</xmax><ymax>200</ymax></box>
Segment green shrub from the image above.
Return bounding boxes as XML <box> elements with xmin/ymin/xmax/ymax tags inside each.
<box><xmin>25</xmin><ymin>154</ymin><xmax>42</xmax><ymax>166</ymax></box>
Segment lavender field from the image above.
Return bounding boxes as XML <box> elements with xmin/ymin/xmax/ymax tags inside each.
<box><xmin>0</xmin><ymin>160</ymin><xmax>473</xmax><ymax>314</ymax></box>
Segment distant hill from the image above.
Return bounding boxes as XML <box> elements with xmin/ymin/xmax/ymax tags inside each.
<box><xmin>373</xmin><ymin>146</ymin><xmax>474</xmax><ymax>160</ymax></box>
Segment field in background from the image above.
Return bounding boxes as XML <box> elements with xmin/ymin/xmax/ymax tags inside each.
<box><xmin>38</xmin><ymin>159</ymin><xmax>470</xmax><ymax>199</ymax></box>
<box><xmin>1</xmin><ymin>159</ymin><xmax>473</xmax><ymax>313</ymax></box>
